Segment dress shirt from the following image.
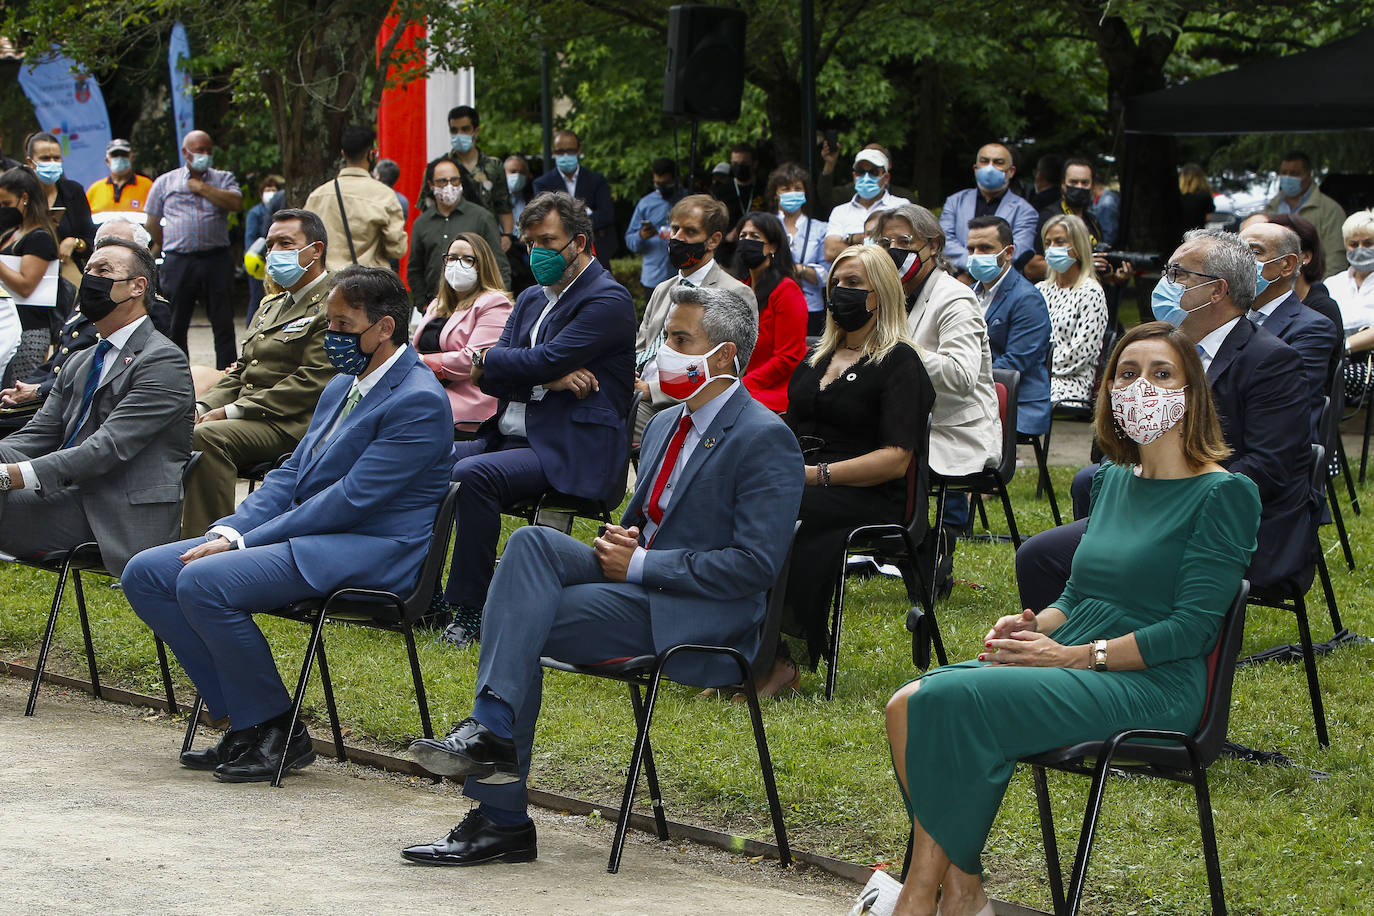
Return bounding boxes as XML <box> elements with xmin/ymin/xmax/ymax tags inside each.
<box><xmin>626</xmin><ymin>380</ymin><xmax>741</xmax><ymax>581</ymax></box>
<box><xmin>561</xmin><ymin>168</ymin><xmax>579</xmax><ymax>197</ymax></box>
<box><xmin>974</xmin><ymin>266</ymin><xmax>1012</xmax><ymax>309</ymax></box>
<box><xmin>219</xmin><ymin>271</ymin><xmax>330</xmax><ymax>420</ymax></box>
<box><xmin>1276</xmin><ymin>187</ymin><xmax>1313</xmax><ymax>216</ymax></box>
<box><xmin>1194</xmin><ymin>316</ymin><xmax>1242</xmax><ymax>373</ymax></box>
<box><xmin>145</xmin><ymin>166</ymin><xmax>240</xmax><ymax>252</ymax></box>
<box><xmin>825</xmin><ymin>190</ymin><xmax>911</xmax><ymax>245</ymax></box>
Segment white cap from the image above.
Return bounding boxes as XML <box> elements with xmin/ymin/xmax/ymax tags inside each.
<box><xmin>854</xmin><ymin>149</ymin><xmax>889</xmax><ymax>171</ymax></box>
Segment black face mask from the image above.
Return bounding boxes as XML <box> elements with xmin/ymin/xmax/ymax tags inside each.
<box><xmin>827</xmin><ymin>285</ymin><xmax>873</xmax><ymax>332</ymax></box>
<box><xmin>737</xmin><ymin>238</ymin><xmax>768</xmax><ymax>269</ymax></box>
<box><xmin>0</xmin><ymin>205</ymin><xmax>22</xmax><ymax>235</ymax></box>
<box><xmin>78</xmin><ymin>273</ymin><xmax>137</xmax><ymax>322</ymax></box>
<box><xmin>655</xmin><ymin>182</ymin><xmax>677</xmax><ymax>198</ymax></box>
<box><xmin>1063</xmin><ymin>185</ymin><xmax>1093</xmax><ymax>210</ymax></box>
<box><xmin>731</xmin><ymin>162</ymin><xmax>753</xmax><ymax>184</ymax></box>
<box><xmin>668</xmin><ymin>237</ymin><xmax>707</xmax><ymax>271</ymax></box>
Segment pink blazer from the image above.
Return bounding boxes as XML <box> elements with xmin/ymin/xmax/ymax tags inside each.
<box><xmin>411</xmin><ymin>290</ymin><xmax>514</xmax><ymax>428</ymax></box>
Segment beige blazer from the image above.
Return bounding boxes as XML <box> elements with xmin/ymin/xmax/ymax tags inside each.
<box><xmin>304</xmin><ymin>167</ymin><xmax>408</xmax><ymax>270</ymax></box>
<box><xmin>636</xmin><ymin>260</ymin><xmax>752</xmax><ymax>409</ymax></box>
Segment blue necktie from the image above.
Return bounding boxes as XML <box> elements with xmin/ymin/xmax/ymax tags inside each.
<box><xmin>65</xmin><ymin>340</ymin><xmax>113</xmax><ymax>449</ymax></box>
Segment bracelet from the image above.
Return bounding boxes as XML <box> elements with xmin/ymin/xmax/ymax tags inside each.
<box><xmin>817</xmin><ymin>462</ymin><xmax>831</xmax><ymax>486</ymax></box>
<box><xmin>1092</xmin><ymin>639</ymin><xmax>1108</xmax><ymax>671</ymax></box>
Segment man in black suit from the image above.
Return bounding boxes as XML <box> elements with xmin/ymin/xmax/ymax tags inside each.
<box><xmin>531</xmin><ymin>131</ymin><xmax>617</xmax><ymax>267</ymax></box>
<box><xmin>1017</xmin><ymin>228</ymin><xmax>1312</xmax><ymax>610</ymax></box>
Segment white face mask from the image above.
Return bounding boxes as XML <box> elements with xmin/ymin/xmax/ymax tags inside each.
<box><xmin>655</xmin><ymin>341</ymin><xmax>737</xmax><ymax>401</ymax></box>
<box><xmin>260</xmin><ymin>189</ymin><xmax>279</xmax><ymax>206</ymax></box>
<box><xmin>1110</xmin><ymin>377</ymin><xmax>1188</xmax><ymax>446</ymax></box>
<box><xmin>444</xmin><ymin>260</ymin><xmax>478</xmax><ymax>293</ymax></box>
<box><xmin>434</xmin><ymin>183</ymin><xmax>462</xmax><ymax>207</ymax></box>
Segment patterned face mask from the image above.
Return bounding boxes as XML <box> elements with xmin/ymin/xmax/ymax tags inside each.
<box><xmin>1110</xmin><ymin>377</ymin><xmax>1187</xmax><ymax>446</ymax></box>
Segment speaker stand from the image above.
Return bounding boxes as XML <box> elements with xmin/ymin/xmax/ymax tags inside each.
<box><xmin>688</xmin><ymin>117</ymin><xmax>700</xmax><ymax>193</ymax></box>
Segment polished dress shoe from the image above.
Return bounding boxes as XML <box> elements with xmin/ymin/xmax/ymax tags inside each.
<box><xmin>180</xmin><ymin>725</ymin><xmax>259</xmax><ymax>771</ymax></box>
<box><xmin>401</xmin><ymin>809</ymin><xmax>537</xmax><ymax>866</ymax></box>
<box><xmin>213</xmin><ymin>719</ymin><xmax>316</xmax><ymax>783</ymax></box>
<box><xmin>409</xmin><ymin>717</ymin><xmax>518</xmax><ymax>784</ymax></box>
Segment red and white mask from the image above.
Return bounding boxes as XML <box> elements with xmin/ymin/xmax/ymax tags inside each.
<box><xmin>656</xmin><ymin>342</ymin><xmax>735</xmax><ymax>401</ymax></box>
<box><xmin>1110</xmin><ymin>378</ymin><xmax>1187</xmax><ymax>445</ymax></box>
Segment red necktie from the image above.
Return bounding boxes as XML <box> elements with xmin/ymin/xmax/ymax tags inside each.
<box><xmin>647</xmin><ymin>413</ymin><xmax>694</xmax><ymax>524</ymax></box>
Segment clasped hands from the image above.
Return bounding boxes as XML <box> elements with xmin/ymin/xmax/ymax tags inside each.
<box><xmin>544</xmin><ymin>367</ymin><xmax>599</xmax><ymax>399</ymax></box>
<box><xmin>593</xmin><ymin>524</ymin><xmax>640</xmax><ymax>582</ymax></box>
<box><xmin>979</xmin><ymin>608</ymin><xmax>1072</xmax><ymax>667</ymax></box>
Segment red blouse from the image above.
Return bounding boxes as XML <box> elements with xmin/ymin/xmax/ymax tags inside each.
<box><xmin>742</xmin><ymin>274</ymin><xmax>808</xmax><ymax>412</ymax></box>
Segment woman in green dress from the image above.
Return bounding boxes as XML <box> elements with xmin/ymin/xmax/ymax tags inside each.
<box><xmin>884</xmin><ymin>321</ymin><xmax>1261</xmax><ymax>916</ymax></box>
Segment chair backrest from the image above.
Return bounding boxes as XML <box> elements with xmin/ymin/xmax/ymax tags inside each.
<box><xmin>1308</xmin><ymin>442</ymin><xmax>1327</xmax><ymax>492</ymax></box>
<box><xmin>990</xmin><ymin>367</ymin><xmax>1020</xmax><ymax>480</ymax></box>
<box><xmin>747</xmin><ymin>520</ymin><xmax>802</xmax><ymax>684</ymax></box>
<box><xmin>903</xmin><ymin>414</ymin><xmax>933</xmax><ymax>543</ymax></box>
<box><xmin>1323</xmin><ymin>359</ymin><xmax>1345</xmax><ymax>455</ymax></box>
<box><xmin>403</xmin><ymin>481</ymin><xmax>463</xmax><ymax>618</ymax></box>
<box><xmin>1194</xmin><ymin>580</ymin><xmax>1250</xmax><ymax>765</ymax></box>
<box><xmin>610</xmin><ymin>390</ymin><xmax>644</xmax><ymax>501</ymax></box>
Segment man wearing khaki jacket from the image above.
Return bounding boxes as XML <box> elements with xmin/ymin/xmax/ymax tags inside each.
<box><xmin>304</xmin><ymin>124</ymin><xmax>408</xmax><ymax>270</ymax></box>
<box><xmin>182</xmin><ymin>209</ymin><xmax>336</xmax><ymax>536</ymax></box>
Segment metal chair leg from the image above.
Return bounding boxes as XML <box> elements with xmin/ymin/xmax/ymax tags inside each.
<box><xmin>1326</xmin><ymin>476</ymin><xmax>1356</xmax><ymax>571</ymax></box>
<box><xmin>608</xmin><ymin>668</ymin><xmax>667</xmax><ymax>873</ymax></box>
<box><xmin>825</xmin><ymin>558</ymin><xmax>847</xmax><ymax>701</ymax></box>
<box><xmin>1036</xmin><ymin>437</ymin><xmax>1063</xmax><ymax>526</ymax></box>
<box><xmin>1292</xmin><ymin>595</ymin><xmax>1330</xmax><ymax>747</ymax></box>
<box><xmin>1336</xmin><ymin>434</ymin><xmax>1360</xmax><ymax>515</ymax></box>
<box><xmin>1033</xmin><ymin>765</ymin><xmax>1068</xmax><ymax>916</ymax></box>
<box><xmin>999</xmin><ymin>483</ymin><xmax>1023</xmax><ymax>549</ymax></box>
<box><xmin>1360</xmin><ymin>400</ymin><xmax>1372</xmax><ymax>484</ymax></box>
<box><xmin>26</xmin><ymin>558</ymin><xmax>73</xmax><ymax>716</ymax></box>
<box><xmin>1192</xmin><ymin>768</ymin><xmax>1228</xmax><ymax>914</ymax></box>
<box><xmin>628</xmin><ymin>684</ymin><xmax>669</xmax><ymax>841</ymax></box>
<box><xmin>1316</xmin><ymin>551</ymin><xmax>1343</xmax><ymax>633</ymax></box>
<box><xmin>402</xmin><ymin>623</ymin><xmax>433</xmax><ymax>739</ymax></box>
<box><xmin>274</xmin><ymin>610</ymin><xmax>329</xmax><ymax>787</ymax></box>
<box><xmin>155</xmin><ymin>637</ymin><xmax>179</xmax><ymax>715</ymax></box>
<box><xmin>182</xmin><ymin>694</ymin><xmax>206</xmax><ymax>755</ymax></box>
<box><xmin>738</xmin><ymin>665</ymin><xmax>791</xmax><ymax>868</ymax></box>
<box><xmin>71</xmin><ymin>570</ymin><xmax>102</xmax><ymax>700</ymax></box>
<box><xmin>315</xmin><ymin>634</ymin><xmax>347</xmax><ymax>762</ymax></box>
<box><xmin>1063</xmin><ymin>752</ymin><xmax>1116</xmax><ymax>916</ymax></box>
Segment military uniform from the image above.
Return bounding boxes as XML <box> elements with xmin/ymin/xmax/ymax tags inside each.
<box><xmin>181</xmin><ymin>271</ymin><xmax>335</xmax><ymax>536</ymax></box>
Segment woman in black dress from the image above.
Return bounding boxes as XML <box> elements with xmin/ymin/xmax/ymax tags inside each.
<box><xmin>0</xmin><ymin>167</ymin><xmax>61</xmax><ymax>380</ymax></box>
<box><xmin>756</xmin><ymin>243</ymin><xmax>935</xmax><ymax>696</ymax></box>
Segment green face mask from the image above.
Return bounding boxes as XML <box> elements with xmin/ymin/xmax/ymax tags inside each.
<box><xmin>529</xmin><ymin>237</ymin><xmax>575</xmax><ymax>286</ymax></box>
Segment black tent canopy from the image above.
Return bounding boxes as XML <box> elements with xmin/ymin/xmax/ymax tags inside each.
<box><xmin>1125</xmin><ymin>28</ymin><xmax>1374</xmax><ymax>135</ymax></box>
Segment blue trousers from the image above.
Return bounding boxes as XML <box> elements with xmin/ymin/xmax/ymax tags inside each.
<box><xmin>122</xmin><ymin>537</ymin><xmax>318</xmax><ymax>727</ymax></box>
<box><xmin>462</xmin><ymin>525</ymin><xmax>656</xmax><ymax>812</ymax></box>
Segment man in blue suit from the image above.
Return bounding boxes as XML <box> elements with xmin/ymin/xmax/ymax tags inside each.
<box><xmin>967</xmin><ymin>216</ymin><xmax>1052</xmax><ymax>436</ymax></box>
<box><xmin>531</xmin><ymin>131</ymin><xmax>617</xmax><ymax>267</ymax></box>
<box><xmin>122</xmin><ymin>266</ymin><xmax>454</xmax><ymax>783</ymax></box>
<box><xmin>400</xmin><ymin>285</ymin><xmax>804</xmax><ymax>867</ymax></box>
<box><xmin>939</xmin><ymin>142</ymin><xmax>1039</xmax><ymax>277</ymax></box>
<box><xmin>438</xmin><ymin>191</ymin><xmax>637</xmax><ymax>646</ymax></box>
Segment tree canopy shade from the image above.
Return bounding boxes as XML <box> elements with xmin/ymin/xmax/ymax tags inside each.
<box><xmin>1125</xmin><ymin>28</ymin><xmax>1374</xmax><ymax>136</ymax></box>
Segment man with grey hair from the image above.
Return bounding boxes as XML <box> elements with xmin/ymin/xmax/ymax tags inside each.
<box><xmin>402</xmin><ymin>282</ymin><xmax>803</xmax><ymax>867</ymax></box>
<box><xmin>95</xmin><ymin>214</ymin><xmax>153</xmax><ymax>250</ymax></box>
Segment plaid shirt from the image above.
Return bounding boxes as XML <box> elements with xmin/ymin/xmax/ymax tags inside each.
<box><xmin>145</xmin><ymin>166</ymin><xmax>240</xmax><ymax>252</ymax></box>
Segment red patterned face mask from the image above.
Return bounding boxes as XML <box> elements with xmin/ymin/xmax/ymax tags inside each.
<box><xmin>656</xmin><ymin>341</ymin><xmax>735</xmax><ymax>401</ymax></box>
<box><xmin>1110</xmin><ymin>378</ymin><xmax>1187</xmax><ymax>445</ymax></box>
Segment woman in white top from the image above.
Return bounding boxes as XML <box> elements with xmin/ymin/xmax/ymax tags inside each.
<box><xmin>1036</xmin><ymin>213</ymin><xmax>1109</xmax><ymax>403</ymax></box>
<box><xmin>1328</xmin><ymin>209</ymin><xmax>1374</xmax><ymax>353</ymax></box>
<box><xmin>766</xmin><ymin>162</ymin><xmax>829</xmax><ymax>335</ymax></box>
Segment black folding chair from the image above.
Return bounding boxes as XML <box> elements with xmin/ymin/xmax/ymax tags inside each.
<box><xmin>1020</xmin><ymin>581</ymin><xmax>1250</xmax><ymax>916</ymax></box>
<box><xmin>932</xmin><ymin>368</ymin><xmax>1022</xmax><ymax>548</ymax></box>
<box><xmin>240</xmin><ymin>451</ymin><xmax>294</xmax><ymax>495</ymax></box>
<box><xmin>538</xmin><ymin>523</ymin><xmax>799</xmax><ymax>873</ymax></box>
<box><xmin>180</xmin><ymin>481</ymin><xmax>462</xmax><ymax>785</ymax></box>
<box><xmin>1017</xmin><ymin>346</ymin><xmax>1061</xmax><ymax>525</ymax></box>
<box><xmin>1321</xmin><ymin>375</ymin><xmax>1356</xmax><ymax>571</ymax></box>
<box><xmin>12</xmin><ymin>451</ymin><xmax>201</xmax><ymax>717</ymax></box>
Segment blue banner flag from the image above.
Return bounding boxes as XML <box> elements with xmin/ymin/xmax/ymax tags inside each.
<box><xmin>168</xmin><ymin>22</ymin><xmax>195</xmax><ymax>150</ymax></box>
<box><xmin>16</xmin><ymin>49</ymin><xmax>114</xmax><ymax>189</ymax></box>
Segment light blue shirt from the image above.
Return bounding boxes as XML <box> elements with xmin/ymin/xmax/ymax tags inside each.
<box><xmin>781</xmin><ymin>211</ymin><xmax>829</xmax><ymax>313</ymax></box>
<box><xmin>624</xmin><ymin>188</ymin><xmax>684</xmax><ymax>288</ymax></box>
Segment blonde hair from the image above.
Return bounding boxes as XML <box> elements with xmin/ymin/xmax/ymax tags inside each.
<box><xmin>810</xmin><ymin>244</ymin><xmax>913</xmax><ymax>366</ymax></box>
<box><xmin>1042</xmin><ymin>213</ymin><xmax>1098</xmax><ymax>289</ymax></box>
<box><xmin>1178</xmin><ymin>163</ymin><xmax>1211</xmax><ymax>196</ymax></box>
<box><xmin>435</xmin><ymin>232</ymin><xmax>511</xmax><ymax>317</ymax></box>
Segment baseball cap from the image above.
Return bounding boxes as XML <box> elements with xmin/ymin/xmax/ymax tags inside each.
<box><xmin>107</xmin><ymin>139</ymin><xmax>132</xmax><ymax>155</ymax></box>
<box><xmin>854</xmin><ymin>149</ymin><xmax>889</xmax><ymax>171</ymax></box>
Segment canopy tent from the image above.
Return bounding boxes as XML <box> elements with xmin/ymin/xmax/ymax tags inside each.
<box><xmin>1125</xmin><ymin>28</ymin><xmax>1374</xmax><ymax>135</ymax></box>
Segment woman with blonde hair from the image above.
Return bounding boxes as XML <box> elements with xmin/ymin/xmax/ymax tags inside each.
<box><xmin>1038</xmin><ymin>213</ymin><xmax>1109</xmax><ymax>403</ymax></box>
<box><xmin>884</xmin><ymin>322</ymin><xmax>1259</xmax><ymax>916</ymax></box>
<box><xmin>1178</xmin><ymin>162</ymin><xmax>1214</xmax><ymax>230</ymax></box>
<box><xmin>411</xmin><ymin>231</ymin><xmax>513</xmax><ymax>434</ymax></box>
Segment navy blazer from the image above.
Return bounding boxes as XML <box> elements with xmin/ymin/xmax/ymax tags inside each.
<box><xmin>982</xmin><ymin>268</ymin><xmax>1051</xmax><ymax>435</ymax></box>
<box><xmin>221</xmin><ymin>347</ymin><xmax>454</xmax><ymax>596</ymax></box>
<box><xmin>1207</xmin><ymin>318</ymin><xmax>1315</xmax><ymax>588</ymax></box>
<box><xmin>1257</xmin><ymin>292</ymin><xmax>1341</xmax><ymax>435</ymax></box>
<box><xmin>478</xmin><ymin>258</ymin><xmax>636</xmax><ymax>502</ymax></box>
<box><xmin>622</xmin><ymin>385</ymin><xmax>805</xmax><ymax>687</ymax></box>
<box><xmin>531</xmin><ymin>167</ymin><xmax>618</xmax><ymax>266</ymax></box>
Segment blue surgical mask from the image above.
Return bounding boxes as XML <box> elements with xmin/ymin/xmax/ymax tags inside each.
<box><xmin>506</xmin><ymin>173</ymin><xmax>526</xmax><ymax>194</ymax></box>
<box><xmin>189</xmin><ymin>152</ymin><xmax>213</xmax><ymax>172</ymax></box>
<box><xmin>1254</xmin><ymin>257</ymin><xmax>1285</xmax><ymax>298</ymax></box>
<box><xmin>109</xmin><ymin>156</ymin><xmax>131</xmax><ymax>175</ymax></box>
<box><xmin>555</xmin><ymin>153</ymin><xmax>580</xmax><ymax>175</ymax></box>
<box><xmin>853</xmin><ymin>174</ymin><xmax>882</xmax><ymax>199</ymax></box>
<box><xmin>323</xmin><ymin>320</ymin><xmax>381</xmax><ymax>376</ymax></box>
<box><xmin>1151</xmin><ymin>276</ymin><xmax>1219</xmax><ymax>327</ymax></box>
<box><xmin>1045</xmin><ymin>246</ymin><xmax>1078</xmax><ymax>273</ymax></box>
<box><xmin>265</xmin><ymin>246</ymin><xmax>317</xmax><ymax>288</ymax></box>
<box><xmin>1278</xmin><ymin>175</ymin><xmax>1304</xmax><ymax>198</ymax></box>
<box><xmin>968</xmin><ymin>247</ymin><xmax>1008</xmax><ymax>284</ymax></box>
<box><xmin>450</xmin><ymin>133</ymin><xmax>475</xmax><ymax>154</ymax></box>
<box><xmin>975</xmin><ymin>164</ymin><xmax>1008</xmax><ymax>192</ymax></box>
<box><xmin>34</xmin><ymin>162</ymin><xmax>64</xmax><ymax>185</ymax></box>
<box><xmin>779</xmin><ymin>190</ymin><xmax>806</xmax><ymax>213</ymax></box>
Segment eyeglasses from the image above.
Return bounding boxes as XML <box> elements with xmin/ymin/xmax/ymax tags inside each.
<box><xmin>431</xmin><ymin>177</ymin><xmax>460</xmax><ymax>188</ymax></box>
<box><xmin>1162</xmin><ymin>263</ymin><xmax>1222</xmax><ymax>285</ymax></box>
<box><xmin>853</xmin><ymin>166</ymin><xmax>886</xmax><ymax>178</ymax></box>
<box><xmin>878</xmin><ymin>234</ymin><xmax>917</xmax><ymax>249</ymax></box>
<box><xmin>444</xmin><ymin>254</ymin><xmax>477</xmax><ymax>268</ymax></box>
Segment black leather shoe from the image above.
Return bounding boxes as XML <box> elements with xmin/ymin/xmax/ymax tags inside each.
<box><xmin>180</xmin><ymin>725</ymin><xmax>259</xmax><ymax>771</ymax></box>
<box><xmin>409</xmin><ymin>717</ymin><xmax>518</xmax><ymax>784</ymax></box>
<box><xmin>400</xmin><ymin>809</ymin><xmax>536</xmax><ymax>866</ymax></box>
<box><xmin>213</xmin><ymin>719</ymin><xmax>316</xmax><ymax>783</ymax></box>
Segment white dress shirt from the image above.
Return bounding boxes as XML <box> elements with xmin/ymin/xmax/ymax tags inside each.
<box><xmin>1194</xmin><ymin>316</ymin><xmax>1242</xmax><ymax>373</ymax></box>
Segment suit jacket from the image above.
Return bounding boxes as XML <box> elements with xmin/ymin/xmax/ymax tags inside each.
<box><xmin>635</xmin><ymin>261</ymin><xmax>752</xmax><ymax>409</ymax></box>
<box><xmin>1207</xmin><ymin>318</ymin><xmax>1314</xmax><ymax>587</ymax></box>
<box><xmin>3</xmin><ymin>317</ymin><xmax>193</xmax><ymax>574</ymax></box>
<box><xmin>221</xmin><ymin>347</ymin><xmax>453</xmax><ymax>595</ymax></box>
<box><xmin>938</xmin><ymin>187</ymin><xmax>1039</xmax><ymax>271</ymax></box>
<box><xmin>197</xmin><ymin>274</ymin><xmax>335</xmax><ymax>442</ymax></box>
<box><xmin>906</xmin><ymin>269</ymin><xmax>1002</xmax><ymax>476</ymax></box>
<box><xmin>531</xmin><ymin>168</ymin><xmax>618</xmax><ymax>266</ymax></box>
<box><xmin>477</xmin><ymin>259</ymin><xmax>636</xmax><ymax>501</ymax></box>
<box><xmin>981</xmin><ymin>268</ymin><xmax>1051</xmax><ymax>435</ymax></box>
<box><xmin>621</xmin><ymin>385</ymin><xmax>804</xmax><ymax>686</ymax></box>
<box><xmin>1255</xmin><ymin>291</ymin><xmax>1341</xmax><ymax>434</ymax></box>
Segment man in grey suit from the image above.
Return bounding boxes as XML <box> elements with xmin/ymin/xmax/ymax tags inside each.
<box><xmin>0</xmin><ymin>238</ymin><xmax>194</xmax><ymax>575</ymax></box>
<box><xmin>401</xmin><ymin>284</ymin><xmax>804</xmax><ymax>867</ymax></box>
<box><xmin>633</xmin><ymin>193</ymin><xmax>750</xmax><ymax>440</ymax></box>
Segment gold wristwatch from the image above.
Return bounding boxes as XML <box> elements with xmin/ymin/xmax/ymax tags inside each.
<box><xmin>1092</xmin><ymin>639</ymin><xmax>1108</xmax><ymax>671</ymax></box>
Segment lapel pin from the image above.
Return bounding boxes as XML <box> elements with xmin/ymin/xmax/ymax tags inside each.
<box><xmin>703</xmin><ymin>437</ymin><xmax>716</xmax><ymax>449</ymax></box>
<box><xmin>124</xmin><ymin>356</ymin><xmax>133</xmax><ymax>365</ymax></box>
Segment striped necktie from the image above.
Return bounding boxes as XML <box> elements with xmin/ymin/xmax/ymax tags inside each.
<box><xmin>64</xmin><ymin>340</ymin><xmax>113</xmax><ymax>448</ymax></box>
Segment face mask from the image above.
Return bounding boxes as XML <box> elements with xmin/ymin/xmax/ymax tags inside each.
<box><xmin>853</xmin><ymin>174</ymin><xmax>882</xmax><ymax>199</ymax></box>
<box><xmin>188</xmin><ymin>152</ymin><xmax>213</xmax><ymax>172</ymax></box>
<box><xmin>555</xmin><ymin>153</ymin><xmax>580</xmax><ymax>175</ymax></box>
<box><xmin>968</xmin><ymin>248</ymin><xmax>1008</xmax><ymax>285</ymax></box>
<box><xmin>779</xmin><ymin>191</ymin><xmax>806</xmax><ymax>213</ymax></box>
<box><xmin>656</xmin><ymin>182</ymin><xmax>677</xmax><ymax>198</ymax></box>
<box><xmin>731</xmin><ymin>162</ymin><xmax>753</xmax><ymax>184</ymax></box>
<box><xmin>975</xmin><ymin>164</ymin><xmax>1008</xmax><ymax>192</ymax></box>
<box><xmin>737</xmin><ymin>238</ymin><xmax>768</xmax><ymax>269</ymax></box>
<box><xmin>450</xmin><ymin>133</ymin><xmax>475</xmax><ymax>154</ymax></box>
<box><xmin>1062</xmin><ymin>186</ymin><xmax>1092</xmax><ymax>210</ymax></box>
<box><xmin>434</xmin><ymin>184</ymin><xmax>462</xmax><ymax>207</ymax></box>
<box><xmin>1045</xmin><ymin>246</ymin><xmax>1078</xmax><ymax>273</ymax></box>
<box><xmin>888</xmin><ymin>246</ymin><xmax>922</xmax><ymax>283</ymax></box>
<box><xmin>1111</xmin><ymin>377</ymin><xmax>1188</xmax><ymax>446</ymax></box>
<box><xmin>530</xmin><ymin>237</ymin><xmax>575</xmax><ymax>286</ymax></box>
<box><xmin>668</xmin><ymin>237</ymin><xmax>707</xmax><ymax>272</ymax></box>
<box><xmin>0</xmin><ymin>206</ymin><xmax>22</xmax><ymax>235</ymax></box>
<box><xmin>265</xmin><ymin>246</ymin><xmax>317</xmax><ymax>287</ymax></box>
<box><xmin>260</xmin><ymin>189</ymin><xmax>279</xmax><ymax>206</ymax></box>
<box><xmin>1150</xmin><ymin>275</ymin><xmax>1219</xmax><ymax>327</ymax></box>
<box><xmin>506</xmin><ymin>172</ymin><xmax>526</xmax><ymax>195</ymax></box>
<box><xmin>1254</xmin><ymin>256</ymin><xmax>1287</xmax><ymax>297</ymax></box>
<box><xmin>1347</xmin><ymin>246</ymin><xmax>1374</xmax><ymax>273</ymax></box>
<box><xmin>1278</xmin><ymin>175</ymin><xmax>1304</xmax><ymax>198</ymax></box>
<box><xmin>78</xmin><ymin>273</ymin><xmax>137</xmax><ymax>321</ymax></box>
<box><xmin>827</xmin><ymin>285</ymin><xmax>874</xmax><ymax>332</ymax></box>
<box><xmin>109</xmin><ymin>156</ymin><xmax>131</xmax><ymax>175</ymax></box>
<box><xmin>35</xmin><ymin>162</ymin><xmax>63</xmax><ymax>185</ymax></box>
<box><xmin>323</xmin><ymin>320</ymin><xmax>381</xmax><ymax>376</ymax></box>
<box><xmin>656</xmin><ymin>341</ymin><xmax>734</xmax><ymax>401</ymax></box>
<box><xmin>445</xmin><ymin>260</ymin><xmax>478</xmax><ymax>292</ymax></box>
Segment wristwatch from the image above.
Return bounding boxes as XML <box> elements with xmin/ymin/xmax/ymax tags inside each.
<box><xmin>1092</xmin><ymin>639</ymin><xmax>1109</xmax><ymax>671</ymax></box>
<box><xmin>0</xmin><ymin>465</ymin><xmax>10</xmax><ymax>491</ymax></box>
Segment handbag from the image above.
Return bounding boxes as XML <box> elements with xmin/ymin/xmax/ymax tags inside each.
<box><xmin>846</xmin><ymin>868</ymin><xmax>903</xmax><ymax>916</ymax></box>
<box><xmin>1344</xmin><ymin>350</ymin><xmax>1373</xmax><ymax>410</ymax></box>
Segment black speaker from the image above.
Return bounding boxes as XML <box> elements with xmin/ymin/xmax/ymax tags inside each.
<box><xmin>663</xmin><ymin>5</ymin><xmax>747</xmax><ymax>121</ymax></box>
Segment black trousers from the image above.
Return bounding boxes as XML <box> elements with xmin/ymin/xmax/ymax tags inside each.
<box><xmin>162</xmin><ymin>248</ymin><xmax>237</xmax><ymax>368</ymax></box>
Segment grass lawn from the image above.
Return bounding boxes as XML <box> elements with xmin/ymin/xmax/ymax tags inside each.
<box><xmin>3</xmin><ymin>464</ymin><xmax>1373</xmax><ymax>914</ymax></box>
